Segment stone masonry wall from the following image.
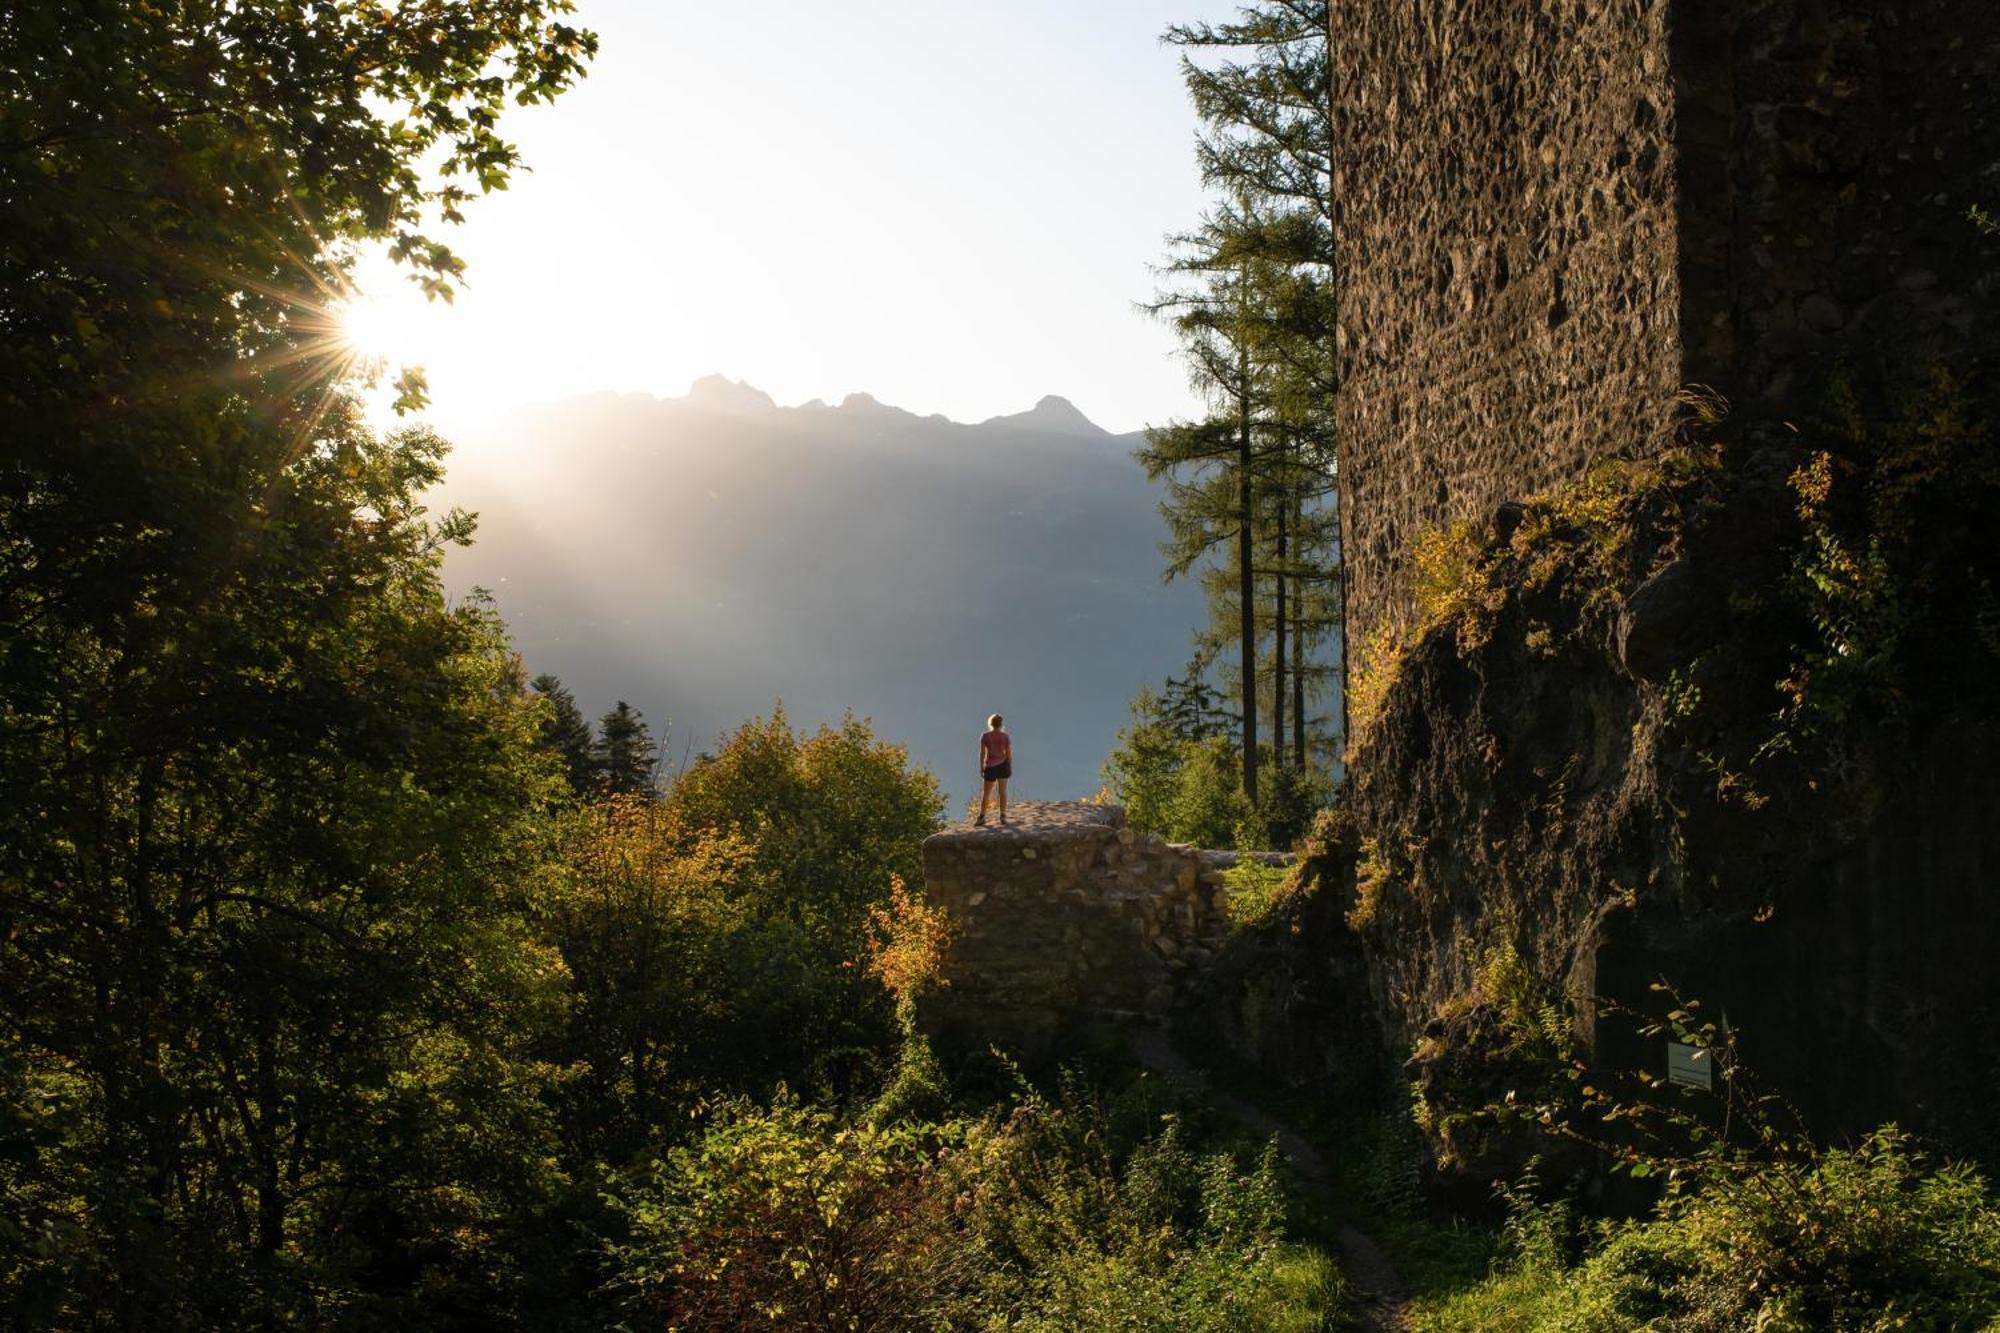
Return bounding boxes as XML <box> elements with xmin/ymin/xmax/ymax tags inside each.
<box><xmin>1332</xmin><ymin>0</ymin><xmax>2000</xmax><ymax>642</ymax></box>
<box><xmin>916</xmin><ymin>802</ymin><xmax>1265</xmax><ymax>1063</ymax></box>
<box><xmin>1333</xmin><ymin>0</ymin><xmax>1683</xmax><ymax>645</ymax></box>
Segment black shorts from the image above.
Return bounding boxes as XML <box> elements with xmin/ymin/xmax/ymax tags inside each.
<box><xmin>982</xmin><ymin>761</ymin><xmax>1011</xmax><ymax>782</ymax></box>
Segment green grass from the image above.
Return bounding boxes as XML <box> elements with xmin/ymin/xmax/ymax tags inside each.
<box><xmin>1407</xmin><ymin>1266</ymin><xmax>1571</xmax><ymax>1333</ymax></box>
<box><xmin>1261</xmin><ymin>1244</ymin><xmax>1357</xmax><ymax>1332</ymax></box>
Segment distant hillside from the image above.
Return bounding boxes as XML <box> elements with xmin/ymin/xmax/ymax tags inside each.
<box><xmin>435</xmin><ymin>377</ymin><xmax>1206</xmax><ymax>805</ymax></box>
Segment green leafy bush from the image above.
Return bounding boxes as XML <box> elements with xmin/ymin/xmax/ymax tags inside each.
<box><xmin>1416</xmin><ymin>998</ymin><xmax>2000</xmax><ymax>1331</ymax></box>
<box><xmin>604</xmin><ymin>1073</ymin><xmax>1349</xmax><ymax>1332</ymax></box>
<box><xmin>608</xmin><ymin>1097</ymin><xmax>978</xmax><ymax>1331</ymax></box>
<box><xmin>1221</xmin><ymin>860</ymin><xmax>1299</xmax><ymax>926</ymax></box>
<box><xmin>1422</xmin><ymin>1129</ymin><xmax>2000</xmax><ymax>1332</ymax></box>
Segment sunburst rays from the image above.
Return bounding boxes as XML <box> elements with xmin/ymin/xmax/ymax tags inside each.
<box><xmin>218</xmin><ymin>243</ymin><xmax>419</xmax><ymax>466</ymax></box>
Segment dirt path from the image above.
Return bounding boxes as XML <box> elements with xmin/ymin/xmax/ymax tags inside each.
<box><xmin>1133</xmin><ymin>1026</ymin><xmax>1411</xmax><ymax>1333</ymax></box>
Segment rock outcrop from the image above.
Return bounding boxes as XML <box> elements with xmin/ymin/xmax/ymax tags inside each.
<box><xmin>1325</xmin><ymin>444</ymin><xmax>2000</xmax><ymax>1187</ymax></box>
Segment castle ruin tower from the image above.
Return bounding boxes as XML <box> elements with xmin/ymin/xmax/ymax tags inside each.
<box><xmin>1332</xmin><ymin>1</ymin><xmax>2000</xmax><ymax>644</ymax></box>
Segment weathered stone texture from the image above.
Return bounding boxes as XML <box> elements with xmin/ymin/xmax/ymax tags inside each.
<box><xmin>1337</xmin><ymin>455</ymin><xmax>2000</xmax><ymax>1175</ymax></box>
<box><xmin>1334</xmin><ymin>0</ymin><xmax>1682</xmax><ymax>644</ymax></box>
<box><xmin>915</xmin><ymin>801</ymin><xmax>1242</xmax><ymax>1062</ymax></box>
<box><xmin>1333</xmin><ymin>0</ymin><xmax>2000</xmax><ymax>640</ymax></box>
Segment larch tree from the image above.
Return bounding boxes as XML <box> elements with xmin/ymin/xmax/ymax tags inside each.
<box><xmin>1161</xmin><ymin>0</ymin><xmax>1346</xmax><ymax>767</ymax></box>
<box><xmin>1140</xmin><ymin>199</ymin><xmax>1290</xmax><ymax>803</ymax></box>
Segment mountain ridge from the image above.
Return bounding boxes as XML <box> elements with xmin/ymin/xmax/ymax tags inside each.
<box><xmin>437</xmin><ymin>385</ymin><xmax>1200</xmax><ymax>806</ymax></box>
<box><xmin>507</xmin><ymin>375</ymin><xmax>1131</xmax><ymax>438</ymax></box>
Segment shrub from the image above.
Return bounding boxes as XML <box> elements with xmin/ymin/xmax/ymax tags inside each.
<box><xmin>1102</xmin><ymin>686</ymin><xmax>1186</xmax><ymax>834</ymax></box>
<box><xmin>607</xmin><ymin>1097</ymin><xmax>978</xmax><ymax>1331</ymax></box>
<box><xmin>1166</xmin><ymin>735</ymin><xmax>1250</xmax><ymax>847</ymax></box>
<box><xmin>605</xmin><ymin>1074</ymin><xmax>1350</xmax><ymax>1332</ymax></box>
<box><xmin>1412</xmin><ymin>517</ymin><xmax>1487</xmax><ymax>633</ymax></box>
<box><xmin>1221</xmin><ymin>860</ymin><xmax>1299</xmax><ymax>927</ymax></box>
<box><xmin>863</xmin><ymin>875</ymin><xmax>957</xmax><ymax>1011</ymax></box>
<box><xmin>1434</xmin><ymin>1128</ymin><xmax>2000</xmax><ymax>1333</ymax></box>
<box><xmin>972</xmin><ymin>1076</ymin><xmax>1344</xmax><ymax>1332</ymax></box>
<box><xmin>1346</xmin><ymin>836</ymin><xmax>1392</xmax><ymax>930</ymax></box>
<box><xmin>1421</xmin><ymin>997</ymin><xmax>2000</xmax><ymax>1331</ymax></box>
<box><xmin>1344</xmin><ymin>621</ymin><xmax>1407</xmax><ymax>761</ymax></box>
<box><xmin>1565</xmin><ymin>1125</ymin><xmax>2000</xmax><ymax>1331</ymax></box>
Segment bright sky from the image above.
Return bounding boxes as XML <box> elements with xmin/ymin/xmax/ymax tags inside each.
<box><xmin>347</xmin><ymin>0</ymin><xmax>1216</xmax><ymax>438</ymax></box>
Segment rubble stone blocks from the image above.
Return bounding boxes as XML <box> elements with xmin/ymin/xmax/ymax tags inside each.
<box><xmin>915</xmin><ymin>801</ymin><xmax>1251</xmax><ymax>1063</ymax></box>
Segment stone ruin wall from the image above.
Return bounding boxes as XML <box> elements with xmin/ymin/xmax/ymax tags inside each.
<box><xmin>915</xmin><ymin>802</ymin><xmax>1288</xmax><ymax>1062</ymax></box>
<box><xmin>1333</xmin><ymin>0</ymin><xmax>2000</xmax><ymax>645</ymax></box>
<box><xmin>1333</xmin><ymin>0</ymin><xmax>1683</xmax><ymax>646</ymax></box>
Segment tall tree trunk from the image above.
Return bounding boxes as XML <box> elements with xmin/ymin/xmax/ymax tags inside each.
<box><xmin>1273</xmin><ymin>494</ymin><xmax>1288</xmax><ymax>770</ymax></box>
<box><xmin>1293</xmin><ymin>532</ymin><xmax>1307</xmax><ymax>767</ymax></box>
<box><xmin>1237</xmin><ymin>358</ymin><xmax>1258</xmax><ymax>805</ymax></box>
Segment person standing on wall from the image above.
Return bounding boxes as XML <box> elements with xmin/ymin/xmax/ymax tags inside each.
<box><xmin>975</xmin><ymin>713</ymin><xmax>1011</xmax><ymax>826</ymax></box>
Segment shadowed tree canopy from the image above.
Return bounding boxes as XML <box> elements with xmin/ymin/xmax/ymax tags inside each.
<box><xmin>0</xmin><ymin>3</ymin><xmax>596</xmax><ymax>1325</ymax></box>
<box><xmin>2</xmin><ymin>1</ymin><xmax>599</xmax><ymax>721</ymax></box>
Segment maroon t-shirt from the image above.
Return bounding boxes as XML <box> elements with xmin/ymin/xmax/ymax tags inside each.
<box><xmin>981</xmin><ymin>729</ymin><xmax>1011</xmax><ymax>767</ymax></box>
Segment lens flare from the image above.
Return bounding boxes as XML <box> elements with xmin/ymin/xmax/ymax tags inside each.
<box><xmin>337</xmin><ymin>291</ymin><xmax>406</xmax><ymax>364</ymax></box>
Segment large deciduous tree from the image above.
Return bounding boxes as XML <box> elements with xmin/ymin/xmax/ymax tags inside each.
<box><xmin>0</xmin><ymin>3</ymin><xmax>595</xmax><ymax>1324</ymax></box>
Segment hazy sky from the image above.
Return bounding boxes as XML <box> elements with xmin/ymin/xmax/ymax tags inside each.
<box><xmin>350</xmin><ymin>0</ymin><xmax>1217</xmax><ymax>438</ymax></box>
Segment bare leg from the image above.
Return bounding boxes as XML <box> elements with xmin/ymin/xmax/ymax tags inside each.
<box><xmin>997</xmin><ymin>777</ymin><xmax>1008</xmax><ymax>823</ymax></box>
<box><xmin>977</xmin><ymin>778</ymin><xmax>994</xmax><ymax>824</ymax></box>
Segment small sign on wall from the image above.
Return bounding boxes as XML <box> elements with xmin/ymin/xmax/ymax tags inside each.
<box><xmin>1667</xmin><ymin>1042</ymin><xmax>1712</xmax><ymax>1091</ymax></box>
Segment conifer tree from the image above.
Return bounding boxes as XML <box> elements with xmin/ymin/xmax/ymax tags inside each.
<box><xmin>1167</xmin><ymin>3</ymin><xmax>1331</xmax><ymax>224</ymax></box>
<box><xmin>1161</xmin><ymin>653</ymin><xmax>1232</xmax><ymax>743</ymax></box>
<box><xmin>1141</xmin><ymin>200</ymin><xmax>1283</xmax><ymax>802</ymax></box>
<box><xmin>1150</xmin><ymin>0</ymin><xmax>1347</xmax><ymax>778</ymax></box>
<box><xmin>532</xmin><ymin>673</ymin><xmax>599</xmax><ymax>792</ymax></box>
<box><xmin>594</xmin><ymin>701</ymin><xmax>659</xmax><ymax>797</ymax></box>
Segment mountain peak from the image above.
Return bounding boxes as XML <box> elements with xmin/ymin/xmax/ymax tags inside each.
<box><xmin>683</xmin><ymin>375</ymin><xmax>776</xmax><ymax>412</ymax></box>
<box><xmin>1031</xmin><ymin>394</ymin><xmax>1094</xmax><ymax>424</ymax></box>
<box><xmin>979</xmin><ymin>394</ymin><xmax>1108</xmax><ymax>437</ymax></box>
<box><xmin>836</xmin><ymin>391</ymin><xmax>921</xmax><ymax>420</ymax></box>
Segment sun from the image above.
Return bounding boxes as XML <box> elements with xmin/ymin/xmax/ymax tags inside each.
<box><xmin>336</xmin><ymin>290</ymin><xmax>409</xmax><ymax>365</ymax></box>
